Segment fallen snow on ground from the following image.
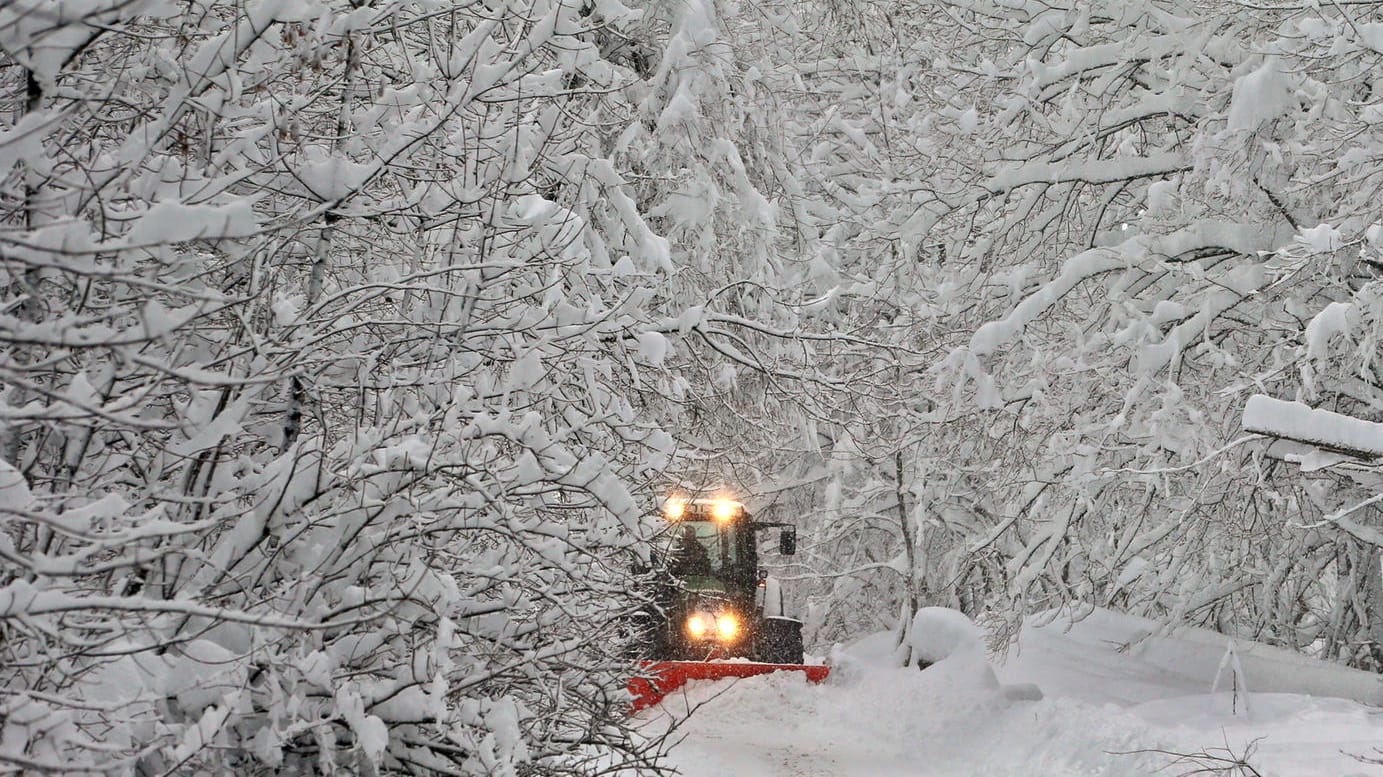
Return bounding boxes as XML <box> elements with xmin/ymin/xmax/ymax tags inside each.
<box><xmin>639</xmin><ymin>607</ymin><xmax>1383</xmax><ymax>776</ymax></box>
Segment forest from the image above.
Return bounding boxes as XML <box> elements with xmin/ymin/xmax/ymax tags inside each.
<box><xmin>1</xmin><ymin>0</ymin><xmax>1380</xmax><ymax>773</ymax></box>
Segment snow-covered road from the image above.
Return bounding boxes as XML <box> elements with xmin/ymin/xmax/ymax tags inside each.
<box><xmin>637</xmin><ymin>609</ymin><xmax>1383</xmax><ymax>777</ymax></box>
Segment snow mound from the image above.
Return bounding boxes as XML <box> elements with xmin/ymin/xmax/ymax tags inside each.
<box><xmin>908</xmin><ymin>606</ymin><xmax>987</xmax><ymax>666</ymax></box>
<box><xmin>908</xmin><ymin>606</ymin><xmax>1043</xmax><ymax>701</ymax></box>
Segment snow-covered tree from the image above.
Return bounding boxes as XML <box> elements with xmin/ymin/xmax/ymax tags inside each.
<box><xmin>0</xmin><ymin>0</ymin><xmax>703</xmax><ymax>772</ymax></box>
<box><xmin>691</xmin><ymin>0</ymin><xmax>1383</xmax><ymax>668</ymax></box>
<box><xmin>896</xmin><ymin>0</ymin><xmax>1383</xmax><ymax>666</ymax></box>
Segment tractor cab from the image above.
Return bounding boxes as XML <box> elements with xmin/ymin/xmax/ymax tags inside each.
<box><xmin>665</xmin><ymin>501</ymin><xmax>753</xmax><ymax>593</ymax></box>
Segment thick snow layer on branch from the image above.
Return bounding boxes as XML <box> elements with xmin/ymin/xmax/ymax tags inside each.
<box><xmin>1242</xmin><ymin>395</ymin><xmax>1383</xmax><ymax>458</ymax></box>
<box><xmin>125</xmin><ymin>200</ymin><xmax>259</xmax><ymax>244</ymax></box>
<box><xmin>1227</xmin><ymin>58</ymin><xmax>1297</xmax><ymax>131</ymax></box>
<box><xmin>986</xmin><ymin>152</ymin><xmax>1188</xmax><ymax>192</ymax></box>
<box><xmin>971</xmin><ymin>222</ymin><xmax>1292</xmax><ymax>359</ymax></box>
<box><xmin>1303</xmin><ymin>301</ymin><xmax>1353</xmax><ymax>362</ymax></box>
<box><xmin>971</xmin><ymin>247</ymin><xmax>1125</xmax><ymax>358</ymax></box>
<box><xmin>1297</xmin><ymin>223</ymin><xmax>1343</xmax><ymax>254</ymax></box>
<box><xmin>1025</xmin><ymin>35</ymin><xmax>1194</xmax><ymax>91</ymax></box>
<box><xmin>0</xmin><ymin>461</ymin><xmax>32</xmax><ymax>510</ymax></box>
<box><xmin>0</xmin><ymin>110</ymin><xmax>59</xmax><ymax>172</ymax></box>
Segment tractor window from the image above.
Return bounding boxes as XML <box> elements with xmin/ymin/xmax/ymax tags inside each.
<box><xmin>668</xmin><ymin>520</ymin><xmax>739</xmax><ymax>578</ymax></box>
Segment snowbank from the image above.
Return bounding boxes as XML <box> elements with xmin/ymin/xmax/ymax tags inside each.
<box><xmin>1008</xmin><ymin>606</ymin><xmax>1383</xmax><ymax>706</ymax></box>
<box><xmin>645</xmin><ymin>605</ymin><xmax>1383</xmax><ymax>777</ymax></box>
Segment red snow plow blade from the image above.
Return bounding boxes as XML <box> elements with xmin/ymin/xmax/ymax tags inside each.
<box><xmin>627</xmin><ymin>661</ymin><xmax>830</xmax><ymax>711</ymax></box>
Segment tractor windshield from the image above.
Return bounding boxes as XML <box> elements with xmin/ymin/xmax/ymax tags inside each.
<box><xmin>667</xmin><ymin>520</ymin><xmax>740</xmax><ymax>589</ymax></box>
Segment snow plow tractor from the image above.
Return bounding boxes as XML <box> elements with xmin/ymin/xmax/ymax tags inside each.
<box><xmin>627</xmin><ymin>497</ymin><xmax>829</xmax><ymax>711</ymax></box>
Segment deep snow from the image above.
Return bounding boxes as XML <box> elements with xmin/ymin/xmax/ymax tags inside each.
<box><xmin>637</xmin><ymin>607</ymin><xmax>1383</xmax><ymax>776</ymax></box>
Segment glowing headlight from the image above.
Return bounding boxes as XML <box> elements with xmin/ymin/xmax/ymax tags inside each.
<box><xmin>715</xmin><ymin>612</ymin><xmax>740</xmax><ymax>641</ymax></box>
<box><xmin>664</xmin><ymin>497</ymin><xmax>687</xmax><ymax>521</ymax></box>
<box><xmin>710</xmin><ymin>499</ymin><xmax>737</xmax><ymax>523</ymax></box>
<box><xmin>685</xmin><ymin>612</ymin><xmax>710</xmax><ymax>639</ymax></box>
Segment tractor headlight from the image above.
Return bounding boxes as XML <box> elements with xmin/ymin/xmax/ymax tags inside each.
<box><xmin>715</xmin><ymin>612</ymin><xmax>740</xmax><ymax>641</ymax></box>
<box><xmin>710</xmin><ymin>498</ymin><xmax>737</xmax><ymax>523</ymax></box>
<box><xmin>686</xmin><ymin>611</ymin><xmax>740</xmax><ymax>642</ymax></box>
<box><xmin>664</xmin><ymin>497</ymin><xmax>687</xmax><ymax>521</ymax></box>
<box><xmin>685</xmin><ymin>612</ymin><xmax>710</xmax><ymax>639</ymax></box>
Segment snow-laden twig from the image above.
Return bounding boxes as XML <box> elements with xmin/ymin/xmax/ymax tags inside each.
<box><xmin>1112</xmin><ymin>735</ymin><xmax>1266</xmax><ymax>776</ymax></box>
<box><xmin>1289</xmin><ymin>492</ymin><xmax>1383</xmax><ymax>546</ymax></box>
<box><xmin>1096</xmin><ymin>435</ymin><xmax>1262</xmax><ymax>476</ymax></box>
